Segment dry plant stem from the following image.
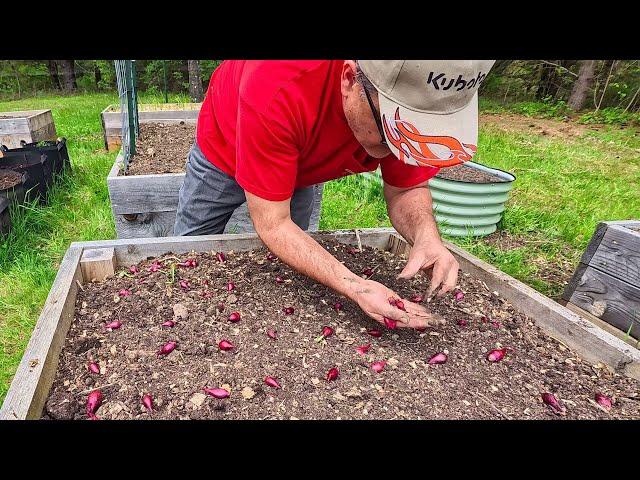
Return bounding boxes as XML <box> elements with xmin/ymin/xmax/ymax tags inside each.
<box><xmin>354</xmin><ymin>228</ymin><xmax>363</xmax><ymax>252</ymax></box>
<box><xmin>470</xmin><ymin>389</ymin><xmax>512</xmax><ymax>420</ymax></box>
<box><xmin>76</xmin><ymin>383</ymin><xmax>117</xmax><ymax>395</ymax></box>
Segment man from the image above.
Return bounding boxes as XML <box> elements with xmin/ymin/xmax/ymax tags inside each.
<box><xmin>175</xmin><ymin>60</ymin><xmax>495</xmax><ymax>329</ymax></box>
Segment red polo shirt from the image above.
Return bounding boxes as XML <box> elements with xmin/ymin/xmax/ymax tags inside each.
<box><xmin>196</xmin><ymin>60</ymin><xmax>439</xmax><ymax>201</ymax></box>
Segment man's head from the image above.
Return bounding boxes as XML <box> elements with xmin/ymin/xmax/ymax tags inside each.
<box><xmin>341</xmin><ymin>60</ymin><xmax>496</xmax><ymax>166</ymax></box>
<box><xmin>341</xmin><ymin>60</ymin><xmax>391</xmax><ymax>159</ymax></box>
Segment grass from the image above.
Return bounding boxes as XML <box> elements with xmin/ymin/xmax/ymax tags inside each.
<box><xmin>1</xmin><ymin>92</ymin><xmax>639</xmax><ymax>405</ymax></box>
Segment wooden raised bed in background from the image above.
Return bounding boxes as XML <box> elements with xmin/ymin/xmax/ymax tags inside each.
<box><xmin>101</xmin><ymin>103</ymin><xmax>201</xmax><ymax>152</ymax></box>
<box><xmin>0</xmin><ymin>110</ymin><xmax>57</xmax><ymax>149</ymax></box>
<box><xmin>2</xmin><ymin>227</ymin><xmax>639</xmax><ymax>420</ymax></box>
<box><xmin>563</xmin><ymin>219</ymin><xmax>640</xmax><ymax>343</ymax></box>
<box><xmin>108</xmin><ymin>151</ymin><xmax>324</xmax><ymax>238</ymax></box>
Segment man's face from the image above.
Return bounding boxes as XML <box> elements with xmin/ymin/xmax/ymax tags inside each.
<box><xmin>341</xmin><ymin>61</ymin><xmax>393</xmax><ymax>159</ymax></box>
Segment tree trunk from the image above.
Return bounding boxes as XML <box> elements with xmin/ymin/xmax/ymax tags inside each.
<box><xmin>9</xmin><ymin>62</ymin><xmax>21</xmax><ymax>98</ymax></box>
<box><xmin>188</xmin><ymin>60</ymin><xmax>204</xmax><ymax>102</ymax></box>
<box><xmin>94</xmin><ymin>61</ymin><xmax>102</xmax><ymax>88</ymax></box>
<box><xmin>56</xmin><ymin>60</ymin><xmax>77</xmax><ymax>92</ymax></box>
<box><xmin>567</xmin><ymin>60</ymin><xmax>596</xmax><ymax>111</ymax></box>
<box><xmin>47</xmin><ymin>60</ymin><xmax>61</xmax><ymax>90</ymax></box>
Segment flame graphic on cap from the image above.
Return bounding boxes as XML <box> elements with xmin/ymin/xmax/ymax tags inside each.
<box><xmin>383</xmin><ymin>108</ymin><xmax>477</xmax><ymax>168</ymax></box>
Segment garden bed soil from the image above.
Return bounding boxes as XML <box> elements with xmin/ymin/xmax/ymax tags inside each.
<box><xmin>0</xmin><ymin>170</ymin><xmax>23</xmax><ymax>190</ymax></box>
<box><xmin>124</xmin><ymin>123</ymin><xmax>195</xmax><ymax>176</ymax></box>
<box><xmin>44</xmin><ymin>241</ymin><xmax>640</xmax><ymax>420</ymax></box>
<box><xmin>436</xmin><ymin>164</ymin><xmax>509</xmax><ymax>183</ymax></box>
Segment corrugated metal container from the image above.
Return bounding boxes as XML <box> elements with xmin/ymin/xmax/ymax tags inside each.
<box><xmin>428</xmin><ymin>161</ymin><xmax>516</xmax><ymax>237</ymax></box>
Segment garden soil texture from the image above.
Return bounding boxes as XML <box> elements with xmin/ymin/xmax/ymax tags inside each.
<box><xmin>0</xmin><ymin>170</ymin><xmax>22</xmax><ymax>190</ymax></box>
<box><xmin>44</xmin><ymin>241</ymin><xmax>640</xmax><ymax>420</ymax></box>
<box><xmin>436</xmin><ymin>164</ymin><xmax>509</xmax><ymax>183</ymax></box>
<box><xmin>124</xmin><ymin>123</ymin><xmax>195</xmax><ymax>176</ymax></box>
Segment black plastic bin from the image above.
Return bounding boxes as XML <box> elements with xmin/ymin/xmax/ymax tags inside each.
<box><xmin>0</xmin><ymin>138</ymin><xmax>70</xmax><ymax>178</ymax></box>
<box><xmin>0</xmin><ymin>196</ymin><xmax>10</xmax><ymax>237</ymax></box>
<box><xmin>0</xmin><ymin>151</ymin><xmax>52</xmax><ymax>203</ymax></box>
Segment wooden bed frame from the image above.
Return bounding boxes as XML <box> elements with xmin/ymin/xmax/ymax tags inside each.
<box><xmin>2</xmin><ymin>228</ymin><xmax>639</xmax><ymax>420</ymax></box>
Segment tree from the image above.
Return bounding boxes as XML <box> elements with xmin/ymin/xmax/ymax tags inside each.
<box><xmin>188</xmin><ymin>60</ymin><xmax>204</xmax><ymax>102</ymax></box>
<box><xmin>94</xmin><ymin>61</ymin><xmax>102</xmax><ymax>89</ymax></box>
<box><xmin>47</xmin><ymin>60</ymin><xmax>61</xmax><ymax>90</ymax></box>
<box><xmin>568</xmin><ymin>60</ymin><xmax>596</xmax><ymax>111</ymax></box>
<box><xmin>56</xmin><ymin>60</ymin><xmax>77</xmax><ymax>92</ymax></box>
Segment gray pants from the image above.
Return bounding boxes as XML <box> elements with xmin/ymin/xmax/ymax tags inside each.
<box><xmin>174</xmin><ymin>142</ymin><xmax>315</xmax><ymax>236</ymax></box>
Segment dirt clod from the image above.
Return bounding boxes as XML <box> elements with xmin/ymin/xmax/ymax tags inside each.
<box><xmin>45</xmin><ymin>391</ymin><xmax>79</xmax><ymax>420</ymax></box>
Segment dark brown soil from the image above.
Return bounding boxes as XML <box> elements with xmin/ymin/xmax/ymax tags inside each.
<box><xmin>44</xmin><ymin>241</ymin><xmax>640</xmax><ymax>420</ymax></box>
<box><xmin>436</xmin><ymin>164</ymin><xmax>510</xmax><ymax>183</ymax></box>
<box><xmin>0</xmin><ymin>170</ymin><xmax>22</xmax><ymax>190</ymax></box>
<box><xmin>124</xmin><ymin>123</ymin><xmax>195</xmax><ymax>176</ymax></box>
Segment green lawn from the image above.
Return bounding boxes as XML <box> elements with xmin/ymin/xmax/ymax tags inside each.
<box><xmin>1</xmin><ymin>92</ymin><xmax>639</xmax><ymax>404</ymax></box>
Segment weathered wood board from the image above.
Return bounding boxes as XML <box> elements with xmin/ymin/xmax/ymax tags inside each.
<box><xmin>563</xmin><ymin>220</ymin><xmax>640</xmax><ymax>340</ymax></box>
<box><xmin>0</xmin><ymin>246</ymin><xmax>83</xmax><ymax>420</ymax></box>
<box><xmin>80</xmin><ymin>247</ymin><xmax>116</xmax><ymax>282</ymax></box>
<box><xmin>107</xmin><ymin>152</ymin><xmax>324</xmax><ymax>239</ymax></box>
<box><xmin>568</xmin><ymin>265</ymin><xmax>640</xmax><ymax>339</ymax></box>
<box><xmin>0</xmin><ymin>110</ymin><xmax>57</xmax><ymax>149</ymax></box>
<box><xmin>3</xmin><ymin>228</ymin><xmax>640</xmax><ymax>420</ymax></box>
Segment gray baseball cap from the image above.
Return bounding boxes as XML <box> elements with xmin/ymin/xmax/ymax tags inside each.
<box><xmin>359</xmin><ymin>60</ymin><xmax>496</xmax><ymax>168</ymax></box>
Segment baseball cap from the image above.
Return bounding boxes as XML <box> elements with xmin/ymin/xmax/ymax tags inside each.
<box><xmin>358</xmin><ymin>60</ymin><xmax>496</xmax><ymax>168</ymax></box>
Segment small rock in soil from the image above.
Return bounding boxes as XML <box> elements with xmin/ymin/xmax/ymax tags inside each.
<box><xmin>173</xmin><ymin>303</ymin><xmax>189</xmax><ymax>320</ymax></box>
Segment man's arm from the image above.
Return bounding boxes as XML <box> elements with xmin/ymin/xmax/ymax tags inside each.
<box><xmin>384</xmin><ymin>181</ymin><xmax>459</xmax><ymax>297</ymax></box>
<box><xmin>245</xmin><ymin>191</ymin><xmax>443</xmax><ymax>328</ymax></box>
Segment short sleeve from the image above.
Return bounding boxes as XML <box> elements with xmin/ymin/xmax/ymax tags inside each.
<box><xmin>235</xmin><ymin>96</ymin><xmax>300</xmax><ymax>202</ymax></box>
<box><xmin>379</xmin><ymin>154</ymin><xmax>440</xmax><ymax>188</ymax></box>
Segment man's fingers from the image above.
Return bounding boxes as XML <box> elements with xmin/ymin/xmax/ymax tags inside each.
<box><xmin>435</xmin><ymin>263</ymin><xmax>459</xmax><ymax>298</ymax></box>
<box><xmin>401</xmin><ymin>310</ymin><xmax>445</xmax><ymax>329</ymax></box>
<box><xmin>425</xmin><ymin>266</ymin><xmax>445</xmax><ymax>298</ymax></box>
<box><xmin>388</xmin><ymin>300</ymin><xmax>445</xmax><ymax>329</ymax></box>
<box><xmin>397</xmin><ymin>254</ymin><xmax>424</xmax><ymax>280</ymax></box>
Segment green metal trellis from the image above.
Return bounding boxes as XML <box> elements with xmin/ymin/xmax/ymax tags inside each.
<box><xmin>114</xmin><ymin>60</ymin><xmax>139</xmax><ymax>169</ymax></box>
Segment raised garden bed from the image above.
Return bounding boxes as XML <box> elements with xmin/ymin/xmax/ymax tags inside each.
<box><xmin>107</xmin><ymin>122</ymin><xmax>324</xmax><ymax>239</ymax></box>
<box><xmin>0</xmin><ymin>110</ymin><xmax>57</xmax><ymax>149</ymax></box>
<box><xmin>2</xmin><ymin>228</ymin><xmax>639</xmax><ymax>420</ymax></box>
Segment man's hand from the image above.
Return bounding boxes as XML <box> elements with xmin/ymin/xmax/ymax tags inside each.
<box><xmin>353</xmin><ymin>279</ymin><xmax>445</xmax><ymax>329</ymax></box>
<box><xmin>245</xmin><ymin>190</ymin><xmax>445</xmax><ymax>330</ymax></box>
<box><xmin>398</xmin><ymin>242</ymin><xmax>460</xmax><ymax>298</ymax></box>
<box><xmin>383</xmin><ymin>181</ymin><xmax>459</xmax><ymax>299</ymax></box>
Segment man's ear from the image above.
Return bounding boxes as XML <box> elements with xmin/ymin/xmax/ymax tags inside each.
<box><xmin>340</xmin><ymin>60</ymin><xmax>358</xmax><ymax>97</ymax></box>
